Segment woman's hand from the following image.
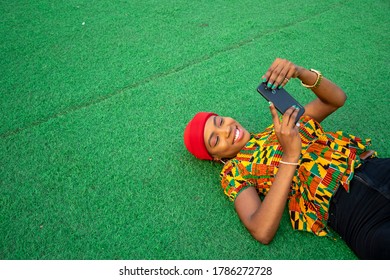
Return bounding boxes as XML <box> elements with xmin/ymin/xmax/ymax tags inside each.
<box><xmin>269</xmin><ymin>102</ymin><xmax>302</xmax><ymax>162</ymax></box>
<box><xmin>234</xmin><ymin>102</ymin><xmax>302</xmax><ymax>245</ymax></box>
<box><xmin>262</xmin><ymin>58</ymin><xmax>302</xmax><ymax>89</ymax></box>
<box><xmin>262</xmin><ymin>57</ymin><xmax>347</xmax><ymax>123</ymax></box>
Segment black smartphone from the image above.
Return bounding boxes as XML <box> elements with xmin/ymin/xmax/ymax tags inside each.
<box><xmin>257</xmin><ymin>82</ymin><xmax>305</xmax><ymax>122</ymax></box>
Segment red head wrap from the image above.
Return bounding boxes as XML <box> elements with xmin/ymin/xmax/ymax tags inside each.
<box><xmin>184</xmin><ymin>112</ymin><xmax>217</xmax><ymax>160</ymax></box>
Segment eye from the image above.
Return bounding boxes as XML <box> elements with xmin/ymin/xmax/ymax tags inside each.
<box><xmin>214</xmin><ymin>136</ymin><xmax>219</xmax><ymax>147</ymax></box>
<box><xmin>218</xmin><ymin>117</ymin><xmax>223</xmax><ymax>127</ymax></box>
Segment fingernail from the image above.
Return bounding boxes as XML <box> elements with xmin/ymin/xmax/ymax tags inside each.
<box><xmin>268</xmin><ymin>101</ymin><xmax>273</xmax><ymax>106</ymax></box>
<box><xmin>267</xmin><ymin>82</ymin><xmax>272</xmax><ymax>88</ymax></box>
<box><xmin>271</xmin><ymin>84</ymin><xmax>277</xmax><ymax>90</ymax></box>
<box><xmin>262</xmin><ymin>77</ymin><xmax>267</xmax><ymax>82</ymax></box>
<box><xmin>278</xmin><ymin>85</ymin><xmax>283</xmax><ymax>89</ymax></box>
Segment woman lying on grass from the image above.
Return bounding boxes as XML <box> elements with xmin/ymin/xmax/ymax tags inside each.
<box><xmin>183</xmin><ymin>58</ymin><xmax>390</xmax><ymax>259</ymax></box>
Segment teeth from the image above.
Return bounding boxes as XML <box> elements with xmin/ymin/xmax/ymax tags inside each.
<box><xmin>234</xmin><ymin>129</ymin><xmax>239</xmax><ymax>142</ymax></box>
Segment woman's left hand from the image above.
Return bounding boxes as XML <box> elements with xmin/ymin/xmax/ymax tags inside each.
<box><xmin>262</xmin><ymin>58</ymin><xmax>302</xmax><ymax>89</ymax></box>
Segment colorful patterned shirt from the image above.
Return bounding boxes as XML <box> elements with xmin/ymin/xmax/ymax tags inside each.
<box><xmin>220</xmin><ymin>115</ymin><xmax>374</xmax><ymax>236</ymax></box>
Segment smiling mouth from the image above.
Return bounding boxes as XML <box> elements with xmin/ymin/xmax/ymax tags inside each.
<box><xmin>233</xmin><ymin>126</ymin><xmax>241</xmax><ymax>143</ymax></box>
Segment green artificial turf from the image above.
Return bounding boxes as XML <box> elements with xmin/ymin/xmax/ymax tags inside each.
<box><xmin>0</xmin><ymin>0</ymin><xmax>389</xmax><ymax>260</ymax></box>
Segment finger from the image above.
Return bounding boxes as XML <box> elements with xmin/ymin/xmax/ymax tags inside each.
<box><xmin>262</xmin><ymin>58</ymin><xmax>282</xmax><ymax>84</ymax></box>
<box><xmin>284</xmin><ymin>106</ymin><xmax>300</xmax><ymax>127</ymax></box>
<box><xmin>279</xmin><ymin>76</ymin><xmax>290</xmax><ymax>88</ymax></box>
<box><xmin>272</xmin><ymin>66</ymin><xmax>291</xmax><ymax>88</ymax></box>
<box><xmin>281</xmin><ymin>106</ymin><xmax>296</xmax><ymax>127</ymax></box>
<box><xmin>289</xmin><ymin>106</ymin><xmax>300</xmax><ymax>126</ymax></box>
<box><xmin>269</xmin><ymin>60</ymin><xmax>295</xmax><ymax>89</ymax></box>
<box><xmin>280</xmin><ymin>67</ymin><xmax>296</xmax><ymax>88</ymax></box>
<box><xmin>267</xmin><ymin>62</ymin><xmax>285</xmax><ymax>89</ymax></box>
<box><xmin>269</xmin><ymin>102</ymin><xmax>281</xmax><ymax>130</ymax></box>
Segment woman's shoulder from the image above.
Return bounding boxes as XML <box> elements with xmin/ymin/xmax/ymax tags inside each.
<box><xmin>220</xmin><ymin>157</ymin><xmax>254</xmax><ymax>182</ymax></box>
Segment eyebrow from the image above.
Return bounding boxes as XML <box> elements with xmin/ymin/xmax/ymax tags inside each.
<box><xmin>208</xmin><ymin>116</ymin><xmax>217</xmax><ymax>147</ymax></box>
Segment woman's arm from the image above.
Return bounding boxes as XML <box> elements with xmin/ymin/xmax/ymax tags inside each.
<box><xmin>234</xmin><ymin>163</ymin><xmax>297</xmax><ymax>244</ymax></box>
<box><xmin>262</xmin><ymin>58</ymin><xmax>347</xmax><ymax>123</ymax></box>
<box><xmin>296</xmin><ymin>67</ymin><xmax>347</xmax><ymax>123</ymax></box>
<box><xmin>234</xmin><ymin>104</ymin><xmax>301</xmax><ymax>244</ymax></box>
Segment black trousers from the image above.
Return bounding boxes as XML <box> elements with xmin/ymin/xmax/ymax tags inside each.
<box><xmin>328</xmin><ymin>158</ymin><xmax>390</xmax><ymax>259</ymax></box>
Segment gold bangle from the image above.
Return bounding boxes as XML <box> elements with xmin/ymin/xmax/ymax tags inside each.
<box><xmin>279</xmin><ymin>160</ymin><xmax>299</xmax><ymax>166</ymax></box>
<box><xmin>301</xmin><ymin>69</ymin><xmax>323</xmax><ymax>88</ymax></box>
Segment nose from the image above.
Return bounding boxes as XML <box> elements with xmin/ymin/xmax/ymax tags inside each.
<box><xmin>217</xmin><ymin>125</ymin><xmax>231</xmax><ymax>139</ymax></box>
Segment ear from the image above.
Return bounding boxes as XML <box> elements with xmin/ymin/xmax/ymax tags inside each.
<box><xmin>213</xmin><ymin>157</ymin><xmax>226</xmax><ymax>165</ymax></box>
<box><xmin>212</xmin><ymin>156</ymin><xmax>221</xmax><ymax>162</ymax></box>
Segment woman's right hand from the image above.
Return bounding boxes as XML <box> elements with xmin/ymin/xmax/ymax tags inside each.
<box><xmin>269</xmin><ymin>102</ymin><xmax>302</xmax><ymax>162</ymax></box>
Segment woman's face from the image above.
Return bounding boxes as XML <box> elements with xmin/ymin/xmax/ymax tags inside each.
<box><xmin>203</xmin><ymin>115</ymin><xmax>251</xmax><ymax>160</ymax></box>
